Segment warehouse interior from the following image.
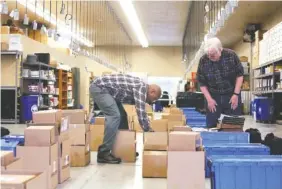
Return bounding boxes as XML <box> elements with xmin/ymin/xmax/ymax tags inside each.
<box><xmin>1</xmin><ymin>1</ymin><xmax>282</xmax><ymax>189</ymax></box>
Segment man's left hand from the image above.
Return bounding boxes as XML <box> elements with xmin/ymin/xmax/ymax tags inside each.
<box><xmin>229</xmin><ymin>95</ymin><xmax>238</xmax><ymax>110</ymax></box>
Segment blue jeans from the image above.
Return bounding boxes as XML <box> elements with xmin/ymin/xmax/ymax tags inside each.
<box><xmin>206</xmin><ymin>93</ymin><xmax>242</xmax><ymax>128</ymax></box>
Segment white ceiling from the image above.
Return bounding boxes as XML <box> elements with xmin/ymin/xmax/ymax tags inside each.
<box><xmin>109</xmin><ymin>1</ymin><xmax>191</xmax><ymax>46</ymax></box>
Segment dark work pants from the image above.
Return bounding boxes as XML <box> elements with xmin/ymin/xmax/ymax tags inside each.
<box><xmin>206</xmin><ymin>93</ymin><xmax>242</xmax><ymax>128</ymax></box>
<box><xmin>116</xmin><ymin>101</ymin><xmax>129</xmax><ymax>130</ymax></box>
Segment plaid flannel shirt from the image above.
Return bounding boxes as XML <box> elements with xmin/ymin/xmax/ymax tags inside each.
<box><xmin>93</xmin><ymin>74</ymin><xmax>150</xmax><ymax>131</ymax></box>
<box><xmin>197</xmin><ymin>48</ymin><xmax>244</xmax><ymax>95</ymax></box>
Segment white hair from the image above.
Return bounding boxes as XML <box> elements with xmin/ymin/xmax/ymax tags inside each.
<box><xmin>204</xmin><ymin>37</ymin><xmax>223</xmax><ymax>54</ymax></box>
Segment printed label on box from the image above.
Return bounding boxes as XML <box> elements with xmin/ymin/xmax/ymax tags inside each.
<box><xmin>61</xmin><ymin>118</ymin><xmax>69</xmax><ymax>132</ymax></box>
<box><xmin>87</xmin><ymin>144</ymin><xmax>90</xmax><ymax>152</ymax></box>
<box><xmin>196</xmin><ymin>138</ymin><xmax>201</xmax><ymax>147</ymax></box>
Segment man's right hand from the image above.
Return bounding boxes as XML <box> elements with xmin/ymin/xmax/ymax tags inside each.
<box><xmin>207</xmin><ymin>98</ymin><xmax>217</xmax><ymax>113</ymax></box>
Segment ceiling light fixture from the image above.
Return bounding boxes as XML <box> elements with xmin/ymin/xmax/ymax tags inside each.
<box><xmin>119</xmin><ymin>0</ymin><xmax>148</xmax><ymax>48</ymax></box>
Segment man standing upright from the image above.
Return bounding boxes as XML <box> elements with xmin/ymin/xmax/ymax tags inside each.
<box><xmin>90</xmin><ymin>74</ymin><xmax>161</xmax><ymax>164</ymax></box>
<box><xmin>197</xmin><ymin>37</ymin><xmax>244</xmax><ymax>128</ymax></box>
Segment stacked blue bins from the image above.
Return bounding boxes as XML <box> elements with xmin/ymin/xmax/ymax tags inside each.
<box><xmin>204</xmin><ymin>143</ymin><xmax>270</xmax><ymax>177</ymax></box>
<box><xmin>181</xmin><ymin>108</ymin><xmax>206</xmax><ymax>128</ymax></box>
<box><xmin>1</xmin><ymin>139</ymin><xmax>20</xmax><ymax>156</ymax></box>
<box><xmin>21</xmin><ymin>95</ymin><xmax>38</xmax><ymax>122</ymax></box>
<box><xmin>208</xmin><ymin>155</ymin><xmax>282</xmax><ymax>189</ymax></box>
<box><xmin>2</xmin><ymin>135</ymin><xmax>25</xmax><ymax>145</ymax></box>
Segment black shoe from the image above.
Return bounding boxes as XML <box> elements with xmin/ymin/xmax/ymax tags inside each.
<box><xmin>97</xmin><ymin>153</ymin><xmax>122</xmax><ymax>164</ymax></box>
<box><xmin>136</xmin><ymin>152</ymin><xmax>139</xmax><ymax>157</ymax></box>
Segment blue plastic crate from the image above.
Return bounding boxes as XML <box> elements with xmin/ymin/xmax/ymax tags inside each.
<box><xmin>204</xmin><ymin>143</ymin><xmax>270</xmax><ymax>178</ymax></box>
<box><xmin>2</xmin><ymin>135</ymin><xmax>25</xmax><ymax>145</ymax></box>
<box><xmin>201</xmin><ymin>132</ymin><xmax>249</xmax><ymax>145</ymax></box>
<box><xmin>1</xmin><ymin>139</ymin><xmax>20</xmax><ymax>156</ymax></box>
<box><xmin>208</xmin><ymin>156</ymin><xmax>282</xmax><ymax>189</ymax></box>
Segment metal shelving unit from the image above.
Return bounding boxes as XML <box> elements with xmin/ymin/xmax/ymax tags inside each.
<box><xmin>1</xmin><ymin>51</ymin><xmax>23</xmax><ymax>124</ymax></box>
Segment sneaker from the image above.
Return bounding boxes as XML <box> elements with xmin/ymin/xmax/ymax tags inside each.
<box><xmin>97</xmin><ymin>153</ymin><xmax>122</xmax><ymax>164</ymax></box>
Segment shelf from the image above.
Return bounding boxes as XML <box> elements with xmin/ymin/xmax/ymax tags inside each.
<box><xmin>23</xmin><ymin>77</ymin><xmax>56</xmax><ymax>82</ymax></box>
<box><xmin>253</xmin><ymin>89</ymin><xmax>282</xmax><ymax>95</ymax></box>
<box><xmin>253</xmin><ymin>57</ymin><xmax>282</xmax><ymax>70</ymax></box>
<box><xmin>1</xmin><ymin>50</ymin><xmax>22</xmax><ymax>55</ymax></box>
<box><xmin>23</xmin><ymin>62</ymin><xmax>57</xmax><ymax>69</ymax></box>
<box><xmin>22</xmin><ymin>91</ymin><xmax>59</xmax><ymax>96</ymax></box>
<box><xmin>254</xmin><ymin>72</ymin><xmax>280</xmax><ymax>79</ymax></box>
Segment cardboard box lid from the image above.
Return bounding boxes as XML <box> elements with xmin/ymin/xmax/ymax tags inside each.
<box><xmin>62</xmin><ymin>109</ymin><xmax>86</xmax><ymax>124</ymax></box>
<box><xmin>32</xmin><ymin>110</ymin><xmax>62</xmax><ymax>124</ymax></box>
<box><xmin>173</xmin><ymin>126</ymin><xmax>192</xmax><ymax>132</ymax></box>
<box><xmin>24</xmin><ymin>126</ymin><xmax>56</xmax><ymax>146</ymax></box>
<box><xmin>143</xmin><ymin>132</ymin><xmax>168</xmax><ymax>151</ymax></box>
<box><xmin>1</xmin><ymin>174</ymin><xmax>36</xmax><ymax>184</ymax></box>
<box><xmin>1</xmin><ymin>151</ymin><xmax>15</xmax><ymax>166</ymax></box>
<box><xmin>169</xmin><ymin>131</ymin><xmax>201</xmax><ymax>151</ymax></box>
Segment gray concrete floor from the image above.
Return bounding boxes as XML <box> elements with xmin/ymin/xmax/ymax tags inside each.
<box><xmin>2</xmin><ymin>116</ymin><xmax>282</xmax><ymax>189</ymax></box>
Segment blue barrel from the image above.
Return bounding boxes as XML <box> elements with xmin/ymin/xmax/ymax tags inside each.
<box><xmin>20</xmin><ymin>95</ymin><xmax>38</xmax><ymax>122</ymax></box>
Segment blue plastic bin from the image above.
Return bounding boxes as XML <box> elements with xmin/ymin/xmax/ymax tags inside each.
<box><xmin>2</xmin><ymin>135</ymin><xmax>25</xmax><ymax>145</ymax></box>
<box><xmin>201</xmin><ymin>132</ymin><xmax>249</xmax><ymax>145</ymax></box>
<box><xmin>1</xmin><ymin>139</ymin><xmax>20</xmax><ymax>156</ymax></box>
<box><xmin>20</xmin><ymin>95</ymin><xmax>38</xmax><ymax>122</ymax></box>
<box><xmin>204</xmin><ymin>143</ymin><xmax>270</xmax><ymax>178</ymax></box>
<box><xmin>208</xmin><ymin>155</ymin><xmax>282</xmax><ymax>189</ymax></box>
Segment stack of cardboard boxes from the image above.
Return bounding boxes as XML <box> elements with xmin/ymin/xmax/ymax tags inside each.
<box><xmin>161</xmin><ymin>108</ymin><xmax>187</xmax><ymax>131</ymax></box>
<box><xmin>31</xmin><ymin>110</ymin><xmax>71</xmax><ymax>185</ymax></box>
<box><xmin>167</xmin><ymin>131</ymin><xmax>205</xmax><ymax>189</ymax></box>
<box><xmin>142</xmin><ymin>130</ymin><xmax>168</xmax><ymax>178</ymax></box>
<box><xmin>90</xmin><ymin>117</ymin><xmax>105</xmax><ymax>151</ymax></box>
<box><xmin>17</xmin><ymin>125</ymin><xmax>59</xmax><ymax>189</ymax></box>
<box><xmin>1</xmin><ymin>151</ymin><xmax>22</xmax><ymax>170</ymax></box>
<box><xmin>62</xmin><ymin>110</ymin><xmax>91</xmax><ymax>167</ymax></box>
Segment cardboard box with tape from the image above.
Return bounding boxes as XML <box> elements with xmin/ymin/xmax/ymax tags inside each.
<box><xmin>169</xmin><ymin>131</ymin><xmax>201</xmax><ymax>151</ymax></box>
<box><xmin>112</xmin><ymin>130</ymin><xmax>136</xmax><ymax>162</ymax></box>
<box><xmin>69</xmin><ymin>124</ymin><xmax>90</xmax><ymax>145</ymax></box>
<box><xmin>143</xmin><ymin>132</ymin><xmax>168</xmax><ymax>151</ymax></box>
<box><xmin>142</xmin><ymin>151</ymin><xmax>167</xmax><ymax>178</ymax></box>
<box><xmin>90</xmin><ymin>125</ymin><xmax>104</xmax><ymax>151</ymax></box>
<box><xmin>62</xmin><ymin>109</ymin><xmax>87</xmax><ymax>124</ymax></box>
<box><xmin>151</xmin><ymin>119</ymin><xmax>168</xmax><ymax>132</ymax></box>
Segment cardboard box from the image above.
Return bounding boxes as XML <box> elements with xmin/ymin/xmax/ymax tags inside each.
<box><xmin>1</xmin><ymin>170</ymin><xmax>48</xmax><ymax>189</ymax></box>
<box><xmin>90</xmin><ymin>125</ymin><xmax>104</xmax><ymax>151</ymax></box>
<box><xmin>163</xmin><ymin>108</ymin><xmax>170</xmax><ymax>113</ymax></box>
<box><xmin>70</xmin><ymin>146</ymin><xmax>90</xmax><ymax>167</ymax></box>
<box><xmin>146</xmin><ymin>104</ymin><xmax>153</xmax><ymax>112</ymax></box>
<box><xmin>69</xmin><ymin>124</ymin><xmax>90</xmax><ymax>145</ymax></box>
<box><xmin>24</xmin><ymin>126</ymin><xmax>56</xmax><ymax>146</ymax></box>
<box><xmin>169</xmin><ymin>132</ymin><xmax>201</xmax><ymax>151</ymax></box>
<box><xmin>143</xmin><ymin>132</ymin><xmax>168</xmax><ymax>151</ymax></box>
<box><xmin>1</xmin><ymin>158</ymin><xmax>22</xmax><ymax>171</ymax></box>
<box><xmin>142</xmin><ymin>151</ymin><xmax>167</xmax><ymax>178</ymax></box>
<box><xmin>168</xmin><ymin>121</ymin><xmax>185</xmax><ymax>131</ymax></box>
<box><xmin>170</xmin><ymin>108</ymin><xmax>183</xmax><ymax>114</ymax></box>
<box><xmin>133</xmin><ymin>116</ymin><xmax>144</xmax><ymax>132</ymax></box>
<box><xmin>1</xmin><ymin>151</ymin><xmax>15</xmax><ymax>166</ymax></box>
<box><xmin>1</xmin><ymin>42</ymin><xmax>9</xmax><ymax>51</ymax></box>
<box><xmin>16</xmin><ymin>143</ymin><xmax>58</xmax><ymax>174</ymax></box>
<box><xmin>1</xmin><ymin>26</ymin><xmax>10</xmax><ymax>34</ymax></box>
<box><xmin>16</xmin><ymin>144</ymin><xmax>59</xmax><ymax>189</ymax></box>
<box><xmin>167</xmin><ymin>151</ymin><xmax>205</xmax><ymax>189</ymax></box>
<box><xmin>151</xmin><ymin>119</ymin><xmax>168</xmax><ymax>132</ymax></box>
<box><xmin>112</xmin><ymin>130</ymin><xmax>136</xmax><ymax>162</ymax></box>
<box><xmin>173</xmin><ymin>126</ymin><xmax>192</xmax><ymax>132</ymax></box>
<box><xmin>94</xmin><ymin>117</ymin><xmax>105</xmax><ymax>125</ymax></box>
<box><xmin>32</xmin><ymin>110</ymin><xmax>62</xmax><ymax>124</ymax></box>
<box><xmin>62</xmin><ymin>109</ymin><xmax>86</xmax><ymax>124</ymax></box>
<box><xmin>58</xmin><ymin>139</ymin><xmax>71</xmax><ymax>183</ymax></box>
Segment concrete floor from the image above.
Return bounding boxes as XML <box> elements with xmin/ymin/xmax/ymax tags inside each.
<box><xmin>2</xmin><ymin>116</ymin><xmax>282</xmax><ymax>189</ymax></box>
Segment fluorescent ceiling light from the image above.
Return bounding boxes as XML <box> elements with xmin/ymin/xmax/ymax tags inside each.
<box><xmin>17</xmin><ymin>0</ymin><xmax>93</xmax><ymax>47</ymax></box>
<box><xmin>119</xmin><ymin>0</ymin><xmax>148</xmax><ymax>48</ymax></box>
